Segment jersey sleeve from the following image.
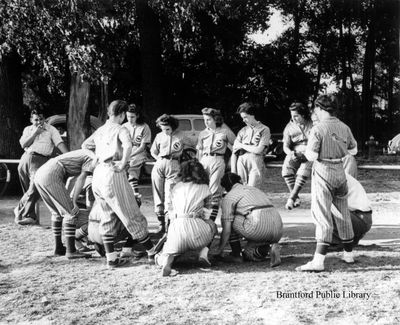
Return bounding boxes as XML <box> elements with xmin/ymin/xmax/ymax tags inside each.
<box><xmin>258</xmin><ymin>126</ymin><xmax>271</xmax><ymax>147</ymax></box>
<box><xmin>48</xmin><ymin>125</ymin><xmax>64</xmax><ymax>147</ymax></box>
<box><xmin>142</xmin><ymin>124</ymin><xmax>152</xmax><ymax>144</ymax></box>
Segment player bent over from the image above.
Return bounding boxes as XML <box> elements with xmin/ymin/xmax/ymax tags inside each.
<box><xmin>82</xmin><ymin>100</ymin><xmax>154</xmax><ymax>268</ymax></box>
<box><xmin>296</xmin><ymin>94</ymin><xmax>357</xmax><ymax>272</ymax></box>
<box><xmin>281</xmin><ymin>102</ymin><xmax>313</xmax><ymax>210</ymax></box>
<box><xmin>155</xmin><ymin>160</ymin><xmax>217</xmax><ymax>276</ymax></box>
<box><xmin>34</xmin><ymin>149</ymin><xmax>96</xmax><ymax>259</ymax></box>
<box><xmin>215</xmin><ymin>172</ymin><xmax>282</xmax><ymax>267</ymax></box>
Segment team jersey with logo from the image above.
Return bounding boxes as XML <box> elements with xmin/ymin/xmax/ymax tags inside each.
<box><xmin>283</xmin><ymin>120</ymin><xmax>313</xmax><ymax>152</ymax></box>
<box><xmin>235</xmin><ymin>122</ymin><xmax>270</xmax><ymax>154</ymax></box>
<box><xmin>122</xmin><ymin>122</ymin><xmax>151</xmax><ymax>148</ymax></box>
<box><xmin>196</xmin><ymin>127</ymin><xmax>236</xmax><ymax>155</ymax></box>
<box><xmin>151</xmin><ymin>130</ymin><xmax>189</xmax><ymax>158</ymax></box>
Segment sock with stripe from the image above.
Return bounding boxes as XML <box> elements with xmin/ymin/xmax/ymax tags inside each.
<box><xmin>128</xmin><ymin>177</ymin><xmax>140</xmax><ymax>195</ymax></box>
<box><xmin>229</xmin><ymin>232</ymin><xmax>242</xmax><ymax>256</ymax></box>
<box><xmin>283</xmin><ymin>175</ymin><xmax>295</xmax><ymax>193</ymax></box>
<box><xmin>75</xmin><ymin>223</ymin><xmax>88</xmax><ymax>241</ymax></box>
<box><xmin>155</xmin><ymin>211</ymin><xmax>166</xmax><ymax>233</ymax></box>
<box><xmin>290</xmin><ymin>175</ymin><xmax>308</xmax><ymax>200</ymax></box>
<box><xmin>64</xmin><ymin>223</ymin><xmax>77</xmax><ymax>254</ymax></box>
<box><xmin>210</xmin><ymin>205</ymin><xmax>219</xmax><ymax>222</ymax></box>
<box><xmin>102</xmin><ymin>235</ymin><xmax>116</xmax><ymax>261</ymax></box>
<box><xmin>138</xmin><ymin>235</ymin><xmax>154</xmax><ymax>250</ymax></box>
<box><xmin>342</xmin><ymin>239</ymin><xmax>353</xmax><ymax>252</ymax></box>
<box><xmin>124</xmin><ymin>234</ymin><xmax>138</xmax><ymax>248</ymax></box>
<box><xmin>52</xmin><ymin>220</ymin><xmax>63</xmax><ymax>251</ymax></box>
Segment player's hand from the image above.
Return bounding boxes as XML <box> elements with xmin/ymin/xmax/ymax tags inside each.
<box><xmin>112</xmin><ymin>161</ymin><xmax>127</xmax><ymax>172</ymax></box>
<box><xmin>34</xmin><ymin>125</ymin><xmax>44</xmax><ymax>135</ymax></box>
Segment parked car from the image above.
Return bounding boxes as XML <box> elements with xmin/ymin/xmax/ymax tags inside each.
<box><xmin>387</xmin><ymin>133</ymin><xmax>400</xmax><ymax>154</ymax></box>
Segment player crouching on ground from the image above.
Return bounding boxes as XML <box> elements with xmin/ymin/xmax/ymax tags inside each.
<box><xmin>214</xmin><ymin>172</ymin><xmax>282</xmax><ymax>267</ymax></box>
<box><xmin>154</xmin><ymin>160</ymin><xmax>218</xmax><ymax>276</ymax></box>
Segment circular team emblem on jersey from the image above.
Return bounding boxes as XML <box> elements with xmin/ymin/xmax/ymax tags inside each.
<box><xmin>172</xmin><ymin>142</ymin><xmax>182</xmax><ymax>151</ymax></box>
<box><xmin>134</xmin><ymin>135</ymin><xmax>142</xmax><ymax>144</ymax></box>
<box><xmin>215</xmin><ymin>139</ymin><xmax>223</xmax><ymax>148</ymax></box>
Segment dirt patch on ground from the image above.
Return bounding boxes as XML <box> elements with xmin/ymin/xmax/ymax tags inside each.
<box><xmin>0</xmin><ymin>169</ymin><xmax>399</xmax><ymax>324</ymax></box>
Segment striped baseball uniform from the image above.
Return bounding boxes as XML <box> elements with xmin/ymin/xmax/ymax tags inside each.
<box><xmin>233</xmin><ymin>122</ymin><xmax>270</xmax><ymax>188</ymax></box>
<box><xmin>16</xmin><ymin>123</ymin><xmax>64</xmax><ymax>220</ymax></box>
<box><xmin>306</xmin><ymin>116</ymin><xmax>357</xmax><ymax>243</ymax></box>
<box><xmin>332</xmin><ymin>173</ymin><xmax>372</xmax><ymax>245</ymax></box>
<box><xmin>221</xmin><ymin>183</ymin><xmax>283</xmax><ymax>243</ymax></box>
<box><xmin>197</xmin><ymin>127</ymin><xmax>236</xmax><ymax>206</ymax></box>
<box><xmin>150</xmin><ymin>130</ymin><xmax>189</xmax><ymax>214</ymax></box>
<box><xmin>162</xmin><ymin>182</ymin><xmax>217</xmax><ymax>255</ymax></box>
<box><xmin>34</xmin><ymin>149</ymin><xmax>95</xmax><ymax>224</ymax></box>
<box><xmin>123</xmin><ymin>122</ymin><xmax>151</xmax><ymax>180</ymax></box>
<box><xmin>82</xmin><ymin>121</ymin><xmax>149</xmax><ymax>240</ymax></box>
<box><xmin>342</xmin><ymin>154</ymin><xmax>358</xmax><ymax>179</ymax></box>
<box><xmin>281</xmin><ymin>120</ymin><xmax>313</xmax><ymax>179</ymax></box>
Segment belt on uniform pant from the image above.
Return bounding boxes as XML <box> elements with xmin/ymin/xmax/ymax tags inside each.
<box><xmin>318</xmin><ymin>158</ymin><xmax>343</xmax><ymax>164</ymax></box>
<box><xmin>249</xmin><ymin>204</ymin><xmax>274</xmax><ymax>212</ymax></box>
<box><xmin>89</xmin><ymin>219</ymin><xmax>100</xmax><ymax>223</ymax></box>
<box><xmin>203</xmin><ymin>153</ymin><xmax>224</xmax><ymax>156</ymax></box>
<box><xmin>176</xmin><ymin>212</ymin><xmax>200</xmax><ymax>218</ymax></box>
<box><xmin>161</xmin><ymin>155</ymin><xmax>179</xmax><ymax>160</ymax></box>
<box><xmin>30</xmin><ymin>152</ymin><xmax>50</xmax><ymax>158</ymax></box>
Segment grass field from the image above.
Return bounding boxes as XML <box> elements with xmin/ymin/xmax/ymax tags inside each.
<box><xmin>1</xmin><ymin>168</ymin><xmax>400</xmax><ymax>325</ymax></box>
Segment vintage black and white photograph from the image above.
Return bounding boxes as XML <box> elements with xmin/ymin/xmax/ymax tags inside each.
<box><xmin>0</xmin><ymin>0</ymin><xmax>399</xmax><ymax>324</ymax></box>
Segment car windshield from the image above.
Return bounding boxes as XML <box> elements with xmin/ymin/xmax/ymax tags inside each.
<box><xmin>177</xmin><ymin>119</ymin><xmax>191</xmax><ymax>131</ymax></box>
<box><xmin>193</xmin><ymin>119</ymin><xmax>205</xmax><ymax>131</ymax></box>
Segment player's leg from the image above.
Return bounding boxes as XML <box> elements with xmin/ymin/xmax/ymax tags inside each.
<box><xmin>152</xmin><ymin>160</ymin><xmax>167</xmax><ymax>233</ymax></box>
<box><xmin>248</xmin><ymin>155</ymin><xmax>264</xmax><ymax>189</ymax></box>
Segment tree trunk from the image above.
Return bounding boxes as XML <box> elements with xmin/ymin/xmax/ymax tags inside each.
<box><xmin>0</xmin><ymin>52</ymin><xmax>24</xmax><ymax>159</ymax></box>
<box><xmin>361</xmin><ymin>1</ymin><xmax>376</xmax><ymax>145</ymax></box>
<box><xmin>135</xmin><ymin>0</ymin><xmax>165</xmax><ymax>135</ymax></box>
<box><xmin>312</xmin><ymin>44</ymin><xmax>324</xmax><ymax>106</ymax></box>
<box><xmin>98</xmin><ymin>76</ymin><xmax>109</xmax><ymax>123</ymax></box>
<box><xmin>68</xmin><ymin>72</ymin><xmax>91</xmax><ymax>150</ymax></box>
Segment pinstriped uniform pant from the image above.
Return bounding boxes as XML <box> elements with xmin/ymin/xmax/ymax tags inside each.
<box><xmin>163</xmin><ymin>218</ymin><xmax>217</xmax><ymax>255</ymax></box>
<box><xmin>34</xmin><ymin>161</ymin><xmax>79</xmax><ymax>224</ymax></box>
<box><xmin>232</xmin><ymin>208</ymin><xmax>283</xmax><ymax>243</ymax></box>
<box><xmin>151</xmin><ymin>159</ymin><xmax>180</xmax><ymax>213</ymax></box>
<box><xmin>237</xmin><ymin>153</ymin><xmax>264</xmax><ymax>189</ymax></box>
<box><xmin>92</xmin><ymin>163</ymin><xmax>148</xmax><ymax>240</ymax></box>
<box><xmin>311</xmin><ymin>162</ymin><xmax>354</xmax><ymax>243</ymax></box>
<box><xmin>281</xmin><ymin>155</ymin><xmax>312</xmax><ymax>178</ymax></box>
<box><xmin>200</xmin><ymin>156</ymin><xmax>225</xmax><ymax>205</ymax></box>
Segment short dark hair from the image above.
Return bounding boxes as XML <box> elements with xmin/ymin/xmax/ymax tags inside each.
<box><xmin>127</xmin><ymin>104</ymin><xmax>145</xmax><ymax>124</ymax></box>
<box><xmin>289</xmin><ymin>101</ymin><xmax>310</xmax><ymax>120</ymax></box>
<box><xmin>201</xmin><ymin>107</ymin><xmax>223</xmax><ymax>127</ymax></box>
<box><xmin>108</xmin><ymin>100</ymin><xmax>128</xmax><ymax>116</ymax></box>
<box><xmin>236</xmin><ymin>102</ymin><xmax>259</xmax><ymax>117</ymax></box>
<box><xmin>179</xmin><ymin>159</ymin><xmax>209</xmax><ymax>185</ymax></box>
<box><xmin>314</xmin><ymin>95</ymin><xmax>337</xmax><ymax>113</ymax></box>
<box><xmin>221</xmin><ymin>172</ymin><xmax>242</xmax><ymax>192</ymax></box>
<box><xmin>30</xmin><ymin>109</ymin><xmax>44</xmax><ymax>118</ymax></box>
<box><xmin>156</xmin><ymin>114</ymin><xmax>179</xmax><ymax>131</ymax></box>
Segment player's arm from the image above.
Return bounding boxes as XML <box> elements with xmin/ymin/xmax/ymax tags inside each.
<box><xmin>304</xmin><ymin>128</ymin><xmax>320</xmax><ymax>161</ymax></box>
<box><xmin>216</xmin><ymin>220</ymin><xmax>232</xmax><ymax>255</ymax></box>
<box><xmin>82</xmin><ymin>133</ymin><xmax>96</xmax><ymax>150</ymax></box>
<box><xmin>57</xmin><ymin>142</ymin><xmax>68</xmax><ymax>154</ymax></box>
<box><xmin>282</xmin><ymin>127</ymin><xmax>293</xmax><ymax>156</ymax></box>
<box><xmin>150</xmin><ymin>135</ymin><xmax>160</xmax><ymax>160</ymax></box>
<box><xmin>347</xmin><ymin>128</ymin><xmax>358</xmax><ymax>156</ymax></box>
<box><xmin>72</xmin><ymin>170</ymin><xmax>90</xmax><ymax>210</ymax></box>
<box><xmin>114</xmin><ymin>127</ymin><xmax>132</xmax><ymax>172</ymax></box>
<box><xmin>230</xmin><ymin>153</ymin><xmax>238</xmax><ymax>174</ymax></box>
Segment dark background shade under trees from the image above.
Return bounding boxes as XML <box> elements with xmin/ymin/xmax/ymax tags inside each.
<box><xmin>0</xmin><ymin>0</ymin><xmax>399</xmax><ymax>158</ymax></box>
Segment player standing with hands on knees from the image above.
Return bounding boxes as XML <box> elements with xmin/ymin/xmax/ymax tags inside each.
<box><xmin>197</xmin><ymin>108</ymin><xmax>236</xmax><ymax>221</ymax></box>
<box><xmin>281</xmin><ymin>102</ymin><xmax>313</xmax><ymax>210</ymax></box>
<box><xmin>296</xmin><ymin>94</ymin><xmax>358</xmax><ymax>272</ymax></box>
<box><xmin>231</xmin><ymin>102</ymin><xmax>270</xmax><ymax>189</ymax></box>
<box><xmin>82</xmin><ymin>100</ymin><xmax>154</xmax><ymax>268</ymax></box>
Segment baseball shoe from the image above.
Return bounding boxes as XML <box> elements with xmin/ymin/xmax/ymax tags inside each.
<box><xmin>285</xmin><ymin>198</ymin><xmax>294</xmax><ymax>210</ymax></box>
<box><xmin>121</xmin><ymin>250</ymin><xmax>146</xmax><ymax>259</ymax></box>
<box><xmin>54</xmin><ymin>246</ymin><xmax>66</xmax><ymax>256</ymax></box>
<box><xmin>107</xmin><ymin>257</ymin><xmax>129</xmax><ymax>269</ymax></box>
<box><xmin>341</xmin><ymin>251</ymin><xmax>355</xmax><ymax>264</ymax></box>
<box><xmin>18</xmin><ymin>217</ymin><xmax>36</xmax><ymax>225</ymax></box>
<box><xmin>270</xmin><ymin>243</ymin><xmax>281</xmax><ymax>267</ymax></box>
<box><xmin>219</xmin><ymin>253</ymin><xmax>244</xmax><ymax>264</ymax></box>
<box><xmin>66</xmin><ymin>251</ymin><xmax>91</xmax><ymax>260</ymax></box>
<box><xmin>198</xmin><ymin>247</ymin><xmax>212</xmax><ymax>267</ymax></box>
<box><xmin>295</xmin><ymin>260</ymin><xmax>324</xmax><ymax>272</ymax></box>
<box><xmin>293</xmin><ymin>197</ymin><xmax>301</xmax><ymax>207</ymax></box>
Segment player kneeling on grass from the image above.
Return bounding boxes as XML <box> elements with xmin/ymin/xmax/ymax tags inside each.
<box><xmin>214</xmin><ymin>172</ymin><xmax>282</xmax><ymax>267</ymax></box>
<box><xmin>330</xmin><ymin>172</ymin><xmax>372</xmax><ymax>251</ymax></box>
<box><xmin>155</xmin><ymin>160</ymin><xmax>218</xmax><ymax>277</ymax></box>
